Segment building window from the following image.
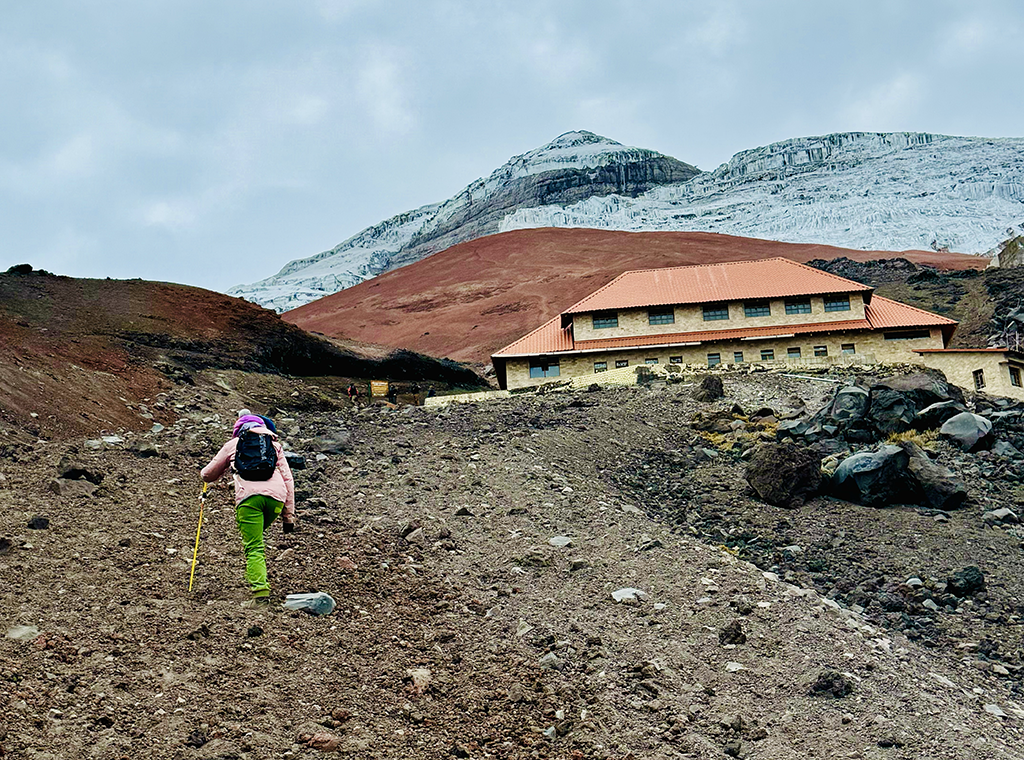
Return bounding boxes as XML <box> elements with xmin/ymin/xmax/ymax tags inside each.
<box><xmin>529</xmin><ymin>359</ymin><xmax>560</xmax><ymax>378</ymax></box>
<box><xmin>669</xmin><ymin>356</ymin><xmax>683</xmax><ymax>364</ymax></box>
<box><xmin>594</xmin><ymin>361</ymin><xmax>608</xmax><ymax>373</ymax></box>
<box><xmin>785</xmin><ymin>299</ymin><xmax>812</xmax><ymax>315</ymax></box>
<box><xmin>884</xmin><ymin>330</ymin><xmax>931</xmax><ymax>341</ymax></box>
<box><xmin>761</xmin><ymin>349</ymin><xmax>775</xmax><ymax>361</ymax></box>
<box><xmin>645</xmin><ymin>358</ymin><xmax>659</xmax><ymax>365</ymax></box>
<box><xmin>787</xmin><ymin>347</ymin><xmax>801</xmax><ymax>359</ymax></box>
<box><xmin>841</xmin><ymin>343</ymin><xmax>856</xmax><ymax>354</ymax></box>
<box><xmin>703</xmin><ymin>303</ymin><xmax>730</xmax><ymax>321</ymax></box>
<box><xmin>707</xmin><ymin>353</ymin><xmax>721</xmax><ymax>367</ymax></box>
<box><xmin>973</xmin><ymin>369</ymin><xmax>986</xmax><ymax>390</ymax></box>
<box><xmin>592</xmin><ymin>311</ymin><xmax>618</xmax><ymax>329</ymax></box>
<box><xmin>734</xmin><ymin>352</ymin><xmax>744</xmax><ymax>363</ymax></box>
<box><xmin>744</xmin><ymin>300</ymin><xmax>771</xmax><ymax>318</ymax></box>
<box><xmin>824</xmin><ymin>295</ymin><xmax>851</xmax><ymax>312</ymax></box>
<box><xmin>615</xmin><ymin>359</ymin><xmax>629</xmax><ymax>368</ymax></box>
<box><xmin>648</xmin><ymin>308</ymin><xmax>675</xmax><ymax>325</ymax></box>
<box><xmin>1010</xmin><ymin>366</ymin><xmax>1022</xmax><ymax>387</ymax></box>
<box><xmin>814</xmin><ymin>345</ymin><xmax>828</xmax><ymax>357</ymax></box>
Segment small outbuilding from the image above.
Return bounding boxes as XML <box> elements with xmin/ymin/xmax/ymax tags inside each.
<box><xmin>914</xmin><ymin>348</ymin><xmax>1024</xmax><ymax>400</ymax></box>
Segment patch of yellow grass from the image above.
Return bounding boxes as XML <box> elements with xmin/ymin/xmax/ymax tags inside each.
<box><xmin>885</xmin><ymin>429</ymin><xmax>938</xmax><ymax>446</ymax></box>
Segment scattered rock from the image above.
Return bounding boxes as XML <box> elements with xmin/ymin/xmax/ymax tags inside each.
<box><xmin>983</xmin><ymin>507</ymin><xmax>1019</xmax><ymax>525</ymax></box>
<box><xmin>27</xmin><ymin>515</ymin><xmax>51</xmax><ymax>529</ymax></box>
<box><xmin>405</xmin><ymin>667</ymin><xmax>432</xmax><ymax>694</ymax></box>
<box><xmin>831</xmin><ymin>445</ymin><xmax>912</xmax><ymax>507</ymax></box>
<box><xmin>57</xmin><ymin>457</ymin><xmax>104</xmax><ymax>484</ymax></box>
<box><xmin>901</xmin><ymin>442</ymin><xmax>968</xmax><ymax>511</ymax></box>
<box><xmin>48</xmin><ymin>478</ymin><xmax>97</xmax><ymax>498</ymax></box>
<box><xmin>744</xmin><ymin>442</ymin><xmax>822</xmax><ymax>508</ymax></box>
<box><xmin>548</xmin><ymin>535</ymin><xmax>572</xmax><ymax>548</ymax></box>
<box><xmin>808</xmin><ymin>669</ymin><xmax>854</xmax><ymax>697</ymax></box>
<box><xmin>692</xmin><ymin>375</ymin><xmax>724</xmax><ymax>402</ymax></box>
<box><xmin>946</xmin><ymin>566</ymin><xmax>985</xmax><ymax>598</ymax></box>
<box><xmin>940</xmin><ymin>413</ymin><xmax>993</xmax><ymax>452</ymax></box>
<box><xmin>718</xmin><ymin>620</ymin><xmax>746</xmax><ymax>645</ymax></box>
<box><xmin>6</xmin><ymin>625</ymin><xmax>40</xmax><ymax>641</ymax></box>
<box><xmin>611</xmin><ymin>587</ymin><xmax>648</xmax><ymax>603</ymax></box>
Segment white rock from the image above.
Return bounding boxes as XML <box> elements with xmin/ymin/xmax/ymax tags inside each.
<box><xmin>6</xmin><ymin>625</ymin><xmax>40</xmax><ymax>641</ymax></box>
<box><xmin>725</xmin><ymin>662</ymin><xmax>746</xmax><ymax>673</ymax></box>
<box><xmin>548</xmin><ymin>536</ymin><xmax>573</xmax><ymax>548</ymax></box>
<box><xmin>984</xmin><ymin>703</ymin><xmax>1008</xmax><ymax>718</ymax></box>
<box><xmin>611</xmin><ymin>587</ymin><xmax>648</xmax><ymax>603</ymax></box>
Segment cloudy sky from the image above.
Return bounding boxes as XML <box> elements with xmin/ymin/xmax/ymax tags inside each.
<box><xmin>2</xmin><ymin>1</ymin><xmax>1022</xmax><ymax>292</ymax></box>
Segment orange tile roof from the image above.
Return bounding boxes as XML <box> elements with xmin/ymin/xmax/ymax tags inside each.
<box><xmin>494</xmin><ymin>315</ymin><xmax>574</xmax><ymax>356</ymax></box>
<box><xmin>572</xmin><ymin>319</ymin><xmax>871</xmax><ymax>352</ymax></box>
<box><xmin>565</xmin><ymin>258</ymin><xmax>873</xmax><ymax>314</ymax></box>
<box><xmin>864</xmin><ymin>296</ymin><xmax>958</xmax><ymax>329</ymax></box>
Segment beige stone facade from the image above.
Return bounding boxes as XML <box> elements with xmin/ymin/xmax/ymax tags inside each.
<box><xmin>571</xmin><ymin>294</ymin><xmax>867</xmax><ymax>342</ymax></box>
<box><xmin>915</xmin><ymin>350</ymin><xmax>1024</xmax><ymax>400</ymax></box>
<box><xmin>504</xmin><ymin>327</ymin><xmax>945</xmax><ymax>390</ymax></box>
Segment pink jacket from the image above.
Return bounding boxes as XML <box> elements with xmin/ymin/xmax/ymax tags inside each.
<box><xmin>201</xmin><ymin>426</ymin><xmax>296</xmax><ymax>522</ymax></box>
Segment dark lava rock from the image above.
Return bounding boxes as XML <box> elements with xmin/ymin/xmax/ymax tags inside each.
<box><xmin>0</xmin><ymin>537</ymin><xmax>12</xmax><ymax>555</ymax></box>
<box><xmin>829</xmin><ymin>386</ymin><xmax>870</xmax><ymax>422</ymax></box>
<box><xmin>871</xmin><ymin>372</ymin><xmax>962</xmax><ymax>409</ymax></box>
<box><xmin>947</xmin><ymin>566</ymin><xmax>985</xmax><ymax>597</ymax></box>
<box><xmin>27</xmin><ymin>516</ymin><xmax>50</xmax><ymax>530</ymax></box>
<box><xmin>718</xmin><ymin>620</ymin><xmax>747</xmax><ymax>645</ymax></box>
<box><xmin>692</xmin><ymin>375</ymin><xmax>724</xmax><ymax>402</ymax></box>
<box><xmin>867</xmin><ymin>388</ymin><xmax>917</xmax><ymax>437</ymax></box>
<box><xmin>901</xmin><ymin>442</ymin><xmax>968</xmax><ymax>511</ymax></box>
<box><xmin>809</xmin><ymin>669</ymin><xmax>854</xmax><ymax>697</ymax></box>
<box><xmin>129</xmin><ymin>440</ymin><xmax>160</xmax><ymax>458</ymax></box>
<box><xmin>939</xmin><ymin>413</ymin><xmax>993</xmax><ymax>452</ymax></box>
<box><xmin>914</xmin><ymin>400</ymin><xmax>968</xmax><ymax>430</ymax></box>
<box><xmin>284</xmin><ymin>452</ymin><xmax>307</xmax><ymax>470</ymax></box>
<box><xmin>744</xmin><ymin>443</ymin><xmax>822</xmax><ymax>508</ymax></box>
<box><xmin>57</xmin><ymin>457</ymin><xmax>104</xmax><ymax>484</ymax></box>
<box><xmin>831</xmin><ymin>445</ymin><xmax>912</xmax><ymax>508</ymax></box>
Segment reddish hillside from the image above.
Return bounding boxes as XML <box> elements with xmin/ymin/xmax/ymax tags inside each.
<box><xmin>283</xmin><ymin>228</ymin><xmax>989</xmax><ymax>364</ymax></box>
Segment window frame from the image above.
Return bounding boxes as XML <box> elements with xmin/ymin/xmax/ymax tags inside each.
<box><xmin>644</xmin><ymin>358</ymin><xmax>659</xmax><ymax>365</ymax></box>
<box><xmin>841</xmin><ymin>343</ymin><xmax>856</xmax><ymax>354</ymax></box>
<box><xmin>707</xmin><ymin>353</ymin><xmax>721</xmax><ymax>367</ymax></box>
<box><xmin>733</xmin><ymin>351</ymin><xmax>744</xmax><ymax>364</ymax></box>
<box><xmin>760</xmin><ymin>349</ymin><xmax>775</xmax><ymax>361</ymax></box>
<box><xmin>785</xmin><ymin>299</ymin><xmax>812</xmax><ymax>315</ymax></box>
<box><xmin>883</xmin><ymin>329</ymin><xmax>932</xmax><ymax>341</ymax></box>
<box><xmin>669</xmin><ymin>356</ymin><xmax>683</xmax><ymax>364</ymax></box>
<box><xmin>615</xmin><ymin>359</ymin><xmax>629</xmax><ymax>368</ymax></box>
<box><xmin>787</xmin><ymin>347</ymin><xmax>802</xmax><ymax>359</ymax></box>
<box><xmin>593</xmin><ymin>361</ymin><xmax>608</xmax><ymax>373</ymax></box>
<box><xmin>648</xmin><ymin>307</ymin><xmax>675</xmax><ymax>326</ymax></box>
<box><xmin>1011</xmin><ymin>366</ymin><xmax>1022</xmax><ymax>388</ymax></box>
<box><xmin>702</xmin><ymin>303</ymin><xmax>730</xmax><ymax>321</ymax></box>
<box><xmin>813</xmin><ymin>345</ymin><xmax>828</xmax><ymax>357</ymax></box>
<box><xmin>973</xmin><ymin>369</ymin><xmax>986</xmax><ymax>390</ymax></box>
<box><xmin>824</xmin><ymin>295</ymin><xmax>852</xmax><ymax>313</ymax></box>
<box><xmin>529</xmin><ymin>358</ymin><xmax>561</xmax><ymax>379</ymax></box>
<box><xmin>592</xmin><ymin>311</ymin><xmax>618</xmax><ymax>330</ymax></box>
<box><xmin>743</xmin><ymin>300</ymin><xmax>771</xmax><ymax>318</ymax></box>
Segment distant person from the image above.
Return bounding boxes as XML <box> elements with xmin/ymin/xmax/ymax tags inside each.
<box><xmin>346</xmin><ymin>384</ymin><xmax>360</xmax><ymax>403</ymax></box>
<box><xmin>201</xmin><ymin>412</ymin><xmax>295</xmax><ymax>606</ymax></box>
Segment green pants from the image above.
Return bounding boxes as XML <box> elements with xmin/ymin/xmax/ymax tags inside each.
<box><xmin>235</xmin><ymin>495</ymin><xmax>283</xmax><ymax>597</ymax></box>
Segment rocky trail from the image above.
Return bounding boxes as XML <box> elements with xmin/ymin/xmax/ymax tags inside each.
<box><xmin>3</xmin><ymin>368</ymin><xmax>1024</xmax><ymax>759</ymax></box>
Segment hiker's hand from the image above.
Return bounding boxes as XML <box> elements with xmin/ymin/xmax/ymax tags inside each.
<box><xmin>283</xmin><ymin>521</ymin><xmax>295</xmax><ymax>534</ymax></box>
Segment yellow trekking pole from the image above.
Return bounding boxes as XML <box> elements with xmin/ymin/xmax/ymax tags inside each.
<box><xmin>188</xmin><ymin>483</ymin><xmax>209</xmax><ymax>592</ymax></box>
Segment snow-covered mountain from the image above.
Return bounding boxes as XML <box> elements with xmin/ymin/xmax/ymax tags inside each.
<box><xmin>230</xmin><ymin>130</ymin><xmax>1024</xmax><ymax>312</ymax></box>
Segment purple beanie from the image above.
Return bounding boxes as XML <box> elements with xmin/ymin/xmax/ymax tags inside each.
<box><xmin>233</xmin><ymin>414</ymin><xmax>265</xmax><ymax>437</ymax></box>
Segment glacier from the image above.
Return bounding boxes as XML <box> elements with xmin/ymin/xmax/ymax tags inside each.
<box><xmin>229</xmin><ymin>131</ymin><xmax>1024</xmax><ymax>312</ymax></box>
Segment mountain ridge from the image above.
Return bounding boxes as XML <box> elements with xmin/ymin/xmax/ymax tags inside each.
<box><xmin>230</xmin><ymin>130</ymin><xmax>1024</xmax><ymax>312</ymax></box>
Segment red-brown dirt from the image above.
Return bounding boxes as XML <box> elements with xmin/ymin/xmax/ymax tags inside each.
<box><xmin>282</xmin><ymin>229</ymin><xmax>989</xmax><ymax>365</ymax></box>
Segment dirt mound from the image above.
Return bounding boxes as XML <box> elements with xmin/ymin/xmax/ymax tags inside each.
<box><xmin>0</xmin><ymin>267</ymin><xmax>483</xmax><ymax>440</ymax></box>
<box><xmin>284</xmin><ymin>228</ymin><xmax>989</xmax><ymax>364</ymax></box>
<box><xmin>4</xmin><ymin>371</ymin><xmax>1024</xmax><ymax>758</ymax></box>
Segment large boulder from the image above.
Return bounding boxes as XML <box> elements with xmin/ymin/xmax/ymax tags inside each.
<box><xmin>939</xmin><ymin>413</ymin><xmax>993</xmax><ymax>452</ymax></box>
<box><xmin>692</xmin><ymin>375</ymin><xmax>724</xmax><ymax>402</ymax></box>
<box><xmin>744</xmin><ymin>443</ymin><xmax>823</xmax><ymax>508</ymax></box>
<box><xmin>871</xmin><ymin>372</ymin><xmax>962</xmax><ymax>409</ymax></box>
<box><xmin>831</xmin><ymin>444</ymin><xmax>913</xmax><ymax>507</ymax></box>
<box><xmin>914</xmin><ymin>400</ymin><xmax>968</xmax><ymax>430</ymax></box>
<box><xmin>829</xmin><ymin>386</ymin><xmax>870</xmax><ymax>422</ymax></box>
<box><xmin>901</xmin><ymin>442</ymin><xmax>968</xmax><ymax>511</ymax></box>
<box><xmin>867</xmin><ymin>388</ymin><xmax>917</xmax><ymax>437</ymax></box>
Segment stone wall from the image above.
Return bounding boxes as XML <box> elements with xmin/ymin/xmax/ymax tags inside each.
<box><xmin>571</xmin><ymin>293</ymin><xmax>867</xmax><ymax>342</ymax></box>
<box><xmin>916</xmin><ymin>352</ymin><xmax>1024</xmax><ymax>401</ymax></box>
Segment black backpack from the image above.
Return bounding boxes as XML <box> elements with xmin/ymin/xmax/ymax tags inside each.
<box><xmin>234</xmin><ymin>430</ymin><xmax>277</xmax><ymax>481</ymax></box>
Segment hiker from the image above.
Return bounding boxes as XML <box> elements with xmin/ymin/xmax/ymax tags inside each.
<box><xmin>346</xmin><ymin>384</ymin><xmax>359</xmax><ymax>403</ymax></box>
<box><xmin>201</xmin><ymin>412</ymin><xmax>295</xmax><ymax>605</ymax></box>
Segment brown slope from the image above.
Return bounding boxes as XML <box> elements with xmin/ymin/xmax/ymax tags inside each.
<box><xmin>0</xmin><ymin>268</ymin><xmax>481</xmax><ymax>440</ymax></box>
<box><xmin>283</xmin><ymin>228</ymin><xmax>989</xmax><ymax>364</ymax></box>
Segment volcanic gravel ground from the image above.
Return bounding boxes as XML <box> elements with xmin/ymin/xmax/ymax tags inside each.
<box><xmin>2</xmin><ymin>370</ymin><xmax>1024</xmax><ymax>759</ymax></box>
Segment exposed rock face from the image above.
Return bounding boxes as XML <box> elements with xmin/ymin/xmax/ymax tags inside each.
<box><xmin>230</xmin><ymin>132</ymin><xmax>699</xmax><ymax>311</ymax></box>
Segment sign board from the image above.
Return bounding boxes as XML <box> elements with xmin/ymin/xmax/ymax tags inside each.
<box><xmin>370</xmin><ymin>380</ymin><xmax>389</xmax><ymax>397</ymax></box>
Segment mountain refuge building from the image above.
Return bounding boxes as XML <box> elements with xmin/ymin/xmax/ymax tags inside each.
<box><xmin>491</xmin><ymin>258</ymin><xmax>958</xmax><ymax>390</ymax></box>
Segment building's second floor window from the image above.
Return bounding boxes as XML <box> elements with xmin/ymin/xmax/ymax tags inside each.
<box><xmin>1011</xmin><ymin>366</ymin><xmax>1022</xmax><ymax>387</ymax></box>
<box><xmin>648</xmin><ymin>307</ymin><xmax>675</xmax><ymax>325</ymax></box>
<box><xmin>841</xmin><ymin>343</ymin><xmax>856</xmax><ymax>354</ymax></box>
<box><xmin>744</xmin><ymin>300</ymin><xmax>771</xmax><ymax>318</ymax></box>
<box><xmin>974</xmin><ymin>369</ymin><xmax>986</xmax><ymax>390</ymax></box>
<box><xmin>707</xmin><ymin>353</ymin><xmax>721</xmax><ymax>366</ymax></box>
<box><xmin>703</xmin><ymin>303</ymin><xmax>729</xmax><ymax>321</ymax></box>
<box><xmin>529</xmin><ymin>358</ymin><xmax>560</xmax><ymax>378</ymax></box>
<box><xmin>734</xmin><ymin>351</ymin><xmax>744</xmax><ymax>363</ymax></box>
<box><xmin>785</xmin><ymin>299</ymin><xmax>812</xmax><ymax>315</ymax></box>
<box><xmin>814</xmin><ymin>345</ymin><xmax>828</xmax><ymax>357</ymax></box>
<box><xmin>594</xmin><ymin>361</ymin><xmax>608</xmax><ymax>373</ymax></box>
<box><xmin>788</xmin><ymin>347</ymin><xmax>801</xmax><ymax>359</ymax></box>
<box><xmin>592</xmin><ymin>311</ymin><xmax>618</xmax><ymax>329</ymax></box>
<box><xmin>824</xmin><ymin>295</ymin><xmax>851</xmax><ymax>312</ymax></box>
